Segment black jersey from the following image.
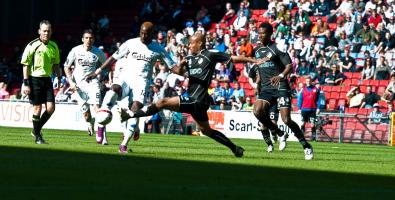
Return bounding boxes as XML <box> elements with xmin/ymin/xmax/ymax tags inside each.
<box><xmin>253</xmin><ymin>42</ymin><xmax>291</xmax><ymax>91</ymax></box>
<box><xmin>185</xmin><ymin>49</ymin><xmax>231</xmax><ymax>101</ymax></box>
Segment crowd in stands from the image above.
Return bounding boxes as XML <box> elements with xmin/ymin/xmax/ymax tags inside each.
<box><xmin>2</xmin><ymin>0</ymin><xmax>395</xmax><ymax>127</ymax></box>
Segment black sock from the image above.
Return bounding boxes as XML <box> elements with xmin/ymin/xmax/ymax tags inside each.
<box><xmin>256</xmin><ymin>112</ymin><xmax>279</xmax><ymax>131</ymax></box>
<box><xmin>287</xmin><ymin>120</ymin><xmax>311</xmax><ymax>149</ymax></box>
<box><xmin>39</xmin><ymin>111</ymin><xmax>52</xmax><ymax>129</ymax></box>
<box><xmin>32</xmin><ymin>115</ymin><xmax>41</xmax><ymax>136</ymax></box>
<box><xmin>208</xmin><ymin>130</ymin><xmax>237</xmax><ymax>151</ymax></box>
<box><xmin>311</xmin><ymin>127</ymin><xmax>316</xmax><ymax>138</ymax></box>
<box><xmin>261</xmin><ymin>129</ymin><xmax>273</xmax><ymax>146</ymax></box>
<box><xmin>134</xmin><ymin>104</ymin><xmax>159</xmax><ymax>118</ymax></box>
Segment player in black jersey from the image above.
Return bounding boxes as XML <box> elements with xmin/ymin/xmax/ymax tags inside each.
<box><xmin>121</xmin><ymin>32</ymin><xmax>263</xmax><ymax>157</ymax></box>
<box><xmin>252</xmin><ymin>22</ymin><xmax>313</xmax><ymax>160</ymax></box>
<box><xmin>248</xmin><ymin>65</ymin><xmax>281</xmax><ymax>153</ymax></box>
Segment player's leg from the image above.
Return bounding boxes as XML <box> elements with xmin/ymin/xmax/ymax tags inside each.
<box><xmin>127</xmin><ymin>96</ymin><xmax>181</xmax><ymax>118</ymax></box>
<box><xmin>310</xmin><ymin>111</ymin><xmax>317</xmax><ymax>141</ymax></box>
<box><xmin>101</xmin><ymin>84</ymin><xmax>122</xmax><ymax>110</ymax></box>
<box><xmin>194</xmin><ymin>118</ymin><xmax>244</xmax><ymax>157</ymax></box>
<box><xmin>119</xmin><ymin>101</ymin><xmax>143</xmax><ymax>152</ymax></box>
<box><xmin>253</xmin><ymin>99</ymin><xmax>281</xmax><ymax>132</ymax></box>
<box><xmin>300</xmin><ymin>110</ymin><xmax>308</xmax><ymax>134</ymax></box>
<box><xmin>260</xmin><ymin>123</ymin><xmax>274</xmax><ymax>153</ymax></box>
<box><xmin>279</xmin><ymin>106</ymin><xmax>313</xmax><ymax>160</ymax></box>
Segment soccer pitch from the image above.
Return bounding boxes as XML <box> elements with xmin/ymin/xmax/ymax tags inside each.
<box><xmin>0</xmin><ymin>126</ymin><xmax>394</xmax><ymax>199</ymax></box>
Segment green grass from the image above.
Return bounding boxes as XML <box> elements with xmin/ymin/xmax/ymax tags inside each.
<box><xmin>0</xmin><ymin>126</ymin><xmax>394</xmax><ymax>200</ymax></box>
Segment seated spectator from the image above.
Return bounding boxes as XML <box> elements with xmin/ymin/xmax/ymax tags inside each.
<box><xmin>232</xmin><ymin>82</ymin><xmax>245</xmax><ymax>103</ymax></box>
<box><xmin>340</xmin><ymin>48</ymin><xmax>355</xmax><ymax>72</ymax></box>
<box><xmin>374</xmin><ymin>55</ymin><xmax>391</xmax><ymax>80</ymax></box>
<box><xmin>383</xmin><ymin>103</ymin><xmax>395</xmax><ymax>123</ymax></box>
<box><xmin>316</xmin><ymin>0</ymin><xmax>330</xmax><ymax>16</ymax></box>
<box><xmin>360</xmin><ymin>86</ymin><xmax>381</xmax><ymax>109</ymax></box>
<box><xmin>238</xmin><ymin>37</ymin><xmax>253</xmax><ymax>57</ymax></box>
<box><xmin>223</xmin><ymin>82</ymin><xmax>234</xmax><ymax>103</ymax></box>
<box><xmin>248</xmin><ymin>24</ymin><xmax>259</xmax><ymax>44</ymax></box>
<box><xmin>214</xmin><ymin>38</ymin><xmax>226</xmax><ymax>53</ymax></box>
<box><xmin>210</xmin><ymin>80</ymin><xmax>225</xmax><ymax>103</ymax></box>
<box><xmin>325</xmin><ymin>65</ymin><xmax>345</xmax><ymax>85</ymax></box>
<box><xmin>154</xmin><ymin>61</ymin><xmax>169</xmax><ymax>83</ymax></box>
<box><xmin>221</xmin><ymin>2</ymin><xmax>236</xmax><ymax>25</ymax></box>
<box><xmin>242</xmin><ymin>96</ymin><xmax>254</xmax><ymax>111</ymax></box>
<box><xmin>229</xmin><ymin>96</ymin><xmax>242</xmax><ymax>111</ymax></box>
<box><xmin>55</xmin><ymin>84</ymin><xmax>71</xmax><ymax>102</ymax></box>
<box><xmin>368</xmin><ymin>103</ymin><xmax>383</xmax><ymax>124</ymax></box>
<box><xmin>337</xmin><ymin>32</ymin><xmax>352</xmax><ymax>51</ymax></box>
<box><xmin>360</xmin><ymin>57</ymin><xmax>375</xmax><ymax>80</ymax></box>
<box><xmin>233</xmin><ymin>11</ymin><xmax>247</xmax><ymax>31</ymax></box>
<box><xmin>0</xmin><ymin>82</ymin><xmax>9</xmax><ymax>99</ymax></box>
<box><xmin>382</xmin><ymin>74</ymin><xmax>395</xmax><ymax>103</ymax></box>
<box><xmin>346</xmin><ymin>86</ymin><xmax>365</xmax><ymax>108</ymax></box>
<box><xmin>296</xmin><ymin>59</ymin><xmax>312</xmax><ymax>77</ymax></box>
<box><xmin>215</xmin><ymin>63</ymin><xmax>232</xmax><ymax>82</ymax></box>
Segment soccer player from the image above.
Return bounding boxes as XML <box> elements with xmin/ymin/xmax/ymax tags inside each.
<box><xmin>64</xmin><ymin>29</ymin><xmax>108</xmax><ymax>144</ymax></box>
<box><xmin>251</xmin><ymin>22</ymin><xmax>313</xmax><ymax>160</ymax></box>
<box><xmin>85</xmin><ymin>22</ymin><xmax>178</xmax><ymax>153</ymax></box>
<box><xmin>121</xmin><ymin>32</ymin><xmax>264</xmax><ymax>157</ymax></box>
<box><xmin>21</xmin><ymin>20</ymin><xmax>62</xmax><ymax>144</ymax></box>
<box><xmin>297</xmin><ymin>76</ymin><xmax>321</xmax><ymax>141</ymax></box>
<box><xmin>248</xmin><ymin>64</ymin><xmax>284</xmax><ymax>153</ymax></box>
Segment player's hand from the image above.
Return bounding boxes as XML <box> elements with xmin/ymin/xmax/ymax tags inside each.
<box><xmin>22</xmin><ymin>85</ymin><xmax>30</xmax><ymax>95</ymax></box>
<box><xmin>180</xmin><ymin>58</ymin><xmax>188</xmax><ymax>67</ymax></box>
<box><xmin>69</xmin><ymin>82</ymin><xmax>78</xmax><ymax>92</ymax></box>
<box><xmin>270</xmin><ymin>76</ymin><xmax>281</xmax><ymax>86</ymax></box>
<box><xmin>256</xmin><ymin>57</ymin><xmax>270</xmax><ymax>65</ymax></box>
<box><xmin>84</xmin><ymin>69</ymin><xmax>101</xmax><ymax>82</ymax></box>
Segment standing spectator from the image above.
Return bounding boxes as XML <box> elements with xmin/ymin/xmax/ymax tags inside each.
<box><xmin>368</xmin><ymin>103</ymin><xmax>383</xmax><ymax>124</ymax></box>
<box><xmin>297</xmin><ymin>76</ymin><xmax>321</xmax><ymax>141</ymax></box>
<box><xmin>21</xmin><ymin>20</ymin><xmax>61</xmax><ymax>144</ymax></box>
<box><xmin>360</xmin><ymin>86</ymin><xmax>381</xmax><ymax>109</ymax></box>
<box><xmin>346</xmin><ymin>86</ymin><xmax>365</xmax><ymax>108</ymax></box>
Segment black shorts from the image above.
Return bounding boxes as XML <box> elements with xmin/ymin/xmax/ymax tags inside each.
<box><xmin>258</xmin><ymin>89</ymin><xmax>291</xmax><ymax>109</ymax></box>
<box><xmin>179</xmin><ymin>95</ymin><xmax>210</xmax><ymax>122</ymax></box>
<box><xmin>301</xmin><ymin>110</ymin><xmax>317</xmax><ymax>123</ymax></box>
<box><xmin>29</xmin><ymin>76</ymin><xmax>55</xmax><ymax>105</ymax></box>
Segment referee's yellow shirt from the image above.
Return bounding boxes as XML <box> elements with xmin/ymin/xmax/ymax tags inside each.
<box><xmin>21</xmin><ymin>38</ymin><xmax>60</xmax><ymax>77</ymax></box>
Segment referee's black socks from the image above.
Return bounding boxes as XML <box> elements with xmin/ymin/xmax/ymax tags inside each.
<box><xmin>39</xmin><ymin>111</ymin><xmax>52</xmax><ymax>129</ymax></box>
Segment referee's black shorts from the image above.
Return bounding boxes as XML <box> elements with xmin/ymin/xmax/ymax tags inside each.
<box><xmin>28</xmin><ymin>76</ymin><xmax>55</xmax><ymax>105</ymax></box>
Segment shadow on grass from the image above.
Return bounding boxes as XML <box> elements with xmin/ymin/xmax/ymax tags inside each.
<box><xmin>0</xmin><ymin>146</ymin><xmax>394</xmax><ymax>200</ymax></box>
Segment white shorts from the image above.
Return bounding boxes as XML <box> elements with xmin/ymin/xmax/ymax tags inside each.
<box><xmin>75</xmin><ymin>81</ymin><xmax>101</xmax><ymax>112</ymax></box>
<box><xmin>114</xmin><ymin>77</ymin><xmax>148</xmax><ymax>104</ymax></box>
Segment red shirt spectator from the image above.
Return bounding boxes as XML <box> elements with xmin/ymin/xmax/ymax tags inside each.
<box><xmin>368</xmin><ymin>9</ymin><xmax>382</xmax><ymax>28</ymax></box>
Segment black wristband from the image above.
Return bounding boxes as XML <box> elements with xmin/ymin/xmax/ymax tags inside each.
<box><xmin>23</xmin><ymin>79</ymin><xmax>29</xmax><ymax>86</ymax></box>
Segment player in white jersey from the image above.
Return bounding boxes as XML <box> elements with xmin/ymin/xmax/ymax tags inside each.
<box><xmin>64</xmin><ymin>29</ymin><xmax>108</xmax><ymax>144</ymax></box>
<box><xmin>85</xmin><ymin>22</ymin><xmax>183</xmax><ymax>153</ymax></box>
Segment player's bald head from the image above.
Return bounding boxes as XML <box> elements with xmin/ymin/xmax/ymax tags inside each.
<box><xmin>141</xmin><ymin>22</ymin><xmax>154</xmax><ymax>32</ymax></box>
<box><xmin>140</xmin><ymin>21</ymin><xmax>154</xmax><ymax>45</ymax></box>
<box><xmin>189</xmin><ymin>32</ymin><xmax>206</xmax><ymax>54</ymax></box>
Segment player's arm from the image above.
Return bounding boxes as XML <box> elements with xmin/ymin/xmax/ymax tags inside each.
<box><xmin>231</xmin><ymin>55</ymin><xmax>268</xmax><ymax>64</ymax></box>
<box><xmin>271</xmin><ymin>46</ymin><xmax>293</xmax><ymax>86</ymax></box>
<box><xmin>86</xmin><ymin>56</ymin><xmax>116</xmax><ymax>81</ymax></box>
<box><xmin>21</xmin><ymin>44</ymin><xmax>33</xmax><ymax>95</ymax></box>
<box><xmin>170</xmin><ymin>59</ymin><xmax>188</xmax><ymax>75</ymax></box>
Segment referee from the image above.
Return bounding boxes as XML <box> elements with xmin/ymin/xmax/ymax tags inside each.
<box><xmin>21</xmin><ymin>20</ymin><xmax>61</xmax><ymax>144</ymax></box>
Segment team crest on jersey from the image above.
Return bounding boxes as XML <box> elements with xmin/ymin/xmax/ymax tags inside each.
<box><xmin>198</xmin><ymin>58</ymin><xmax>203</xmax><ymax>64</ymax></box>
<box><xmin>266</xmin><ymin>52</ymin><xmax>272</xmax><ymax>59</ymax></box>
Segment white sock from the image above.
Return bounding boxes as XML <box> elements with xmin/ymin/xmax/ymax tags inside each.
<box><xmin>121</xmin><ymin>118</ymin><xmax>137</xmax><ymax>146</ymax></box>
<box><xmin>102</xmin><ymin>126</ymin><xmax>108</xmax><ymax>144</ymax></box>
<box><xmin>102</xmin><ymin>90</ymin><xmax>118</xmax><ymax>110</ymax></box>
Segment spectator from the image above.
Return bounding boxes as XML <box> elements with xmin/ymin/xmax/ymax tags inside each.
<box><xmin>360</xmin><ymin>86</ymin><xmax>381</xmax><ymax>109</ymax></box>
<box><xmin>296</xmin><ymin>59</ymin><xmax>311</xmax><ymax>77</ymax></box>
<box><xmin>315</xmin><ymin>83</ymin><xmax>327</xmax><ymax>110</ymax></box>
<box><xmin>233</xmin><ymin>11</ymin><xmax>247</xmax><ymax>31</ymax></box>
<box><xmin>383</xmin><ymin>103</ymin><xmax>395</xmax><ymax>123</ymax></box>
<box><xmin>55</xmin><ymin>84</ymin><xmax>71</xmax><ymax>102</ymax></box>
<box><xmin>374</xmin><ymin>55</ymin><xmax>391</xmax><ymax>80</ymax></box>
<box><xmin>340</xmin><ymin>48</ymin><xmax>355</xmax><ymax>72</ymax></box>
<box><xmin>229</xmin><ymin>96</ymin><xmax>242</xmax><ymax>111</ymax></box>
<box><xmin>0</xmin><ymin>82</ymin><xmax>9</xmax><ymax>99</ymax></box>
<box><xmin>221</xmin><ymin>2</ymin><xmax>236</xmax><ymax>25</ymax></box>
<box><xmin>343</xmin><ymin>14</ymin><xmax>355</xmax><ymax>38</ymax></box>
<box><xmin>361</xmin><ymin>57</ymin><xmax>375</xmax><ymax>80</ymax></box>
<box><xmin>196</xmin><ymin>22</ymin><xmax>205</xmax><ymax>34</ymax></box>
<box><xmin>316</xmin><ymin>0</ymin><xmax>330</xmax><ymax>16</ymax></box>
<box><xmin>237</xmin><ymin>1</ymin><xmax>250</xmax><ymax>18</ymax></box>
<box><xmin>311</xmin><ymin>18</ymin><xmax>328</xmax><ymax>37</ymax></box>
<box><xmin>346</xmin><ymin>86</ymin><xmax>365</xmax><ymax>108</ymax></box>
<box><xmin>215</xmin><ymin>63</ymin><xmax>232</xmax><ymax>82</ymax></box>
<box><xmin>238</xmin><ymin>37</ymin><xmax>253</xmax><ymax>57</ymax></box>
<box><xmin>232</xmin><ymin>82</ymin><xmax>245</xmax><ymax>102</ymax></box>
<box><xmin>354</xmin><ymin>23</ymin><xmax>376</xmax><ymax>46</ymax></box>
<box><xmin>242</xmin><ymin>96</ymin><xmax>254</xmax><ymax>111</ymax></box>
<box><xmin>214</xmin><ymin>38</ymin><xmax>226</xmax><ymax>53</ymax></box>
<box><xmin>325</xmin><ymin>65</ymin><xmax>345</xmax><ymax>85</ymax></box>
<box><xmin>196</xmin><ymin>5</ymin><xmax>210</xmax><ymax>26</ymax></box>
<box><xmin>382</xmin><ymin>74</ymin><xmax>395</xmax><ymax>103</ymax></box>
<box><xmin>368</xmin><ymin>9</ymin><xmax>382</xmax><ymax>28</ymax></box>
<box><xmin>169</xmin><ymin>112</ymin><xmax>183</xmax><ymax>134</ymax></box>
<box><xmin>368</xmin><ymin>103</ymin><xmax>383</xmax><ymax>124</ymax></box>
<box><xmin>223</xmin><ymin>82</ymin><xmax>234</xmax><ymax>103</ymax></box>
<box><xmin>155</xmin><ymin>31</ymin><xmax>166</xmax><ymax>48</ymax></box>
<box><xmin>248</xmin><ymin>24</ymin><xmax>259</xmax><ymax>44</ymax></box>
<box><xmin>210</xmin><ymin>80</ymin><xmax>224</xmax><ymax>104</ymax></box>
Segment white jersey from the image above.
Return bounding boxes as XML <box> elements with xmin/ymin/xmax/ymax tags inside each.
<box><xmin>112</xmin><ymin>38</ymin><xmax>175</xmax><ymax>87</ymax></box>
<box><xmin>64</xmin><ymin>45</ymin><xmax>106</xmax><ymax>84</ymax></box>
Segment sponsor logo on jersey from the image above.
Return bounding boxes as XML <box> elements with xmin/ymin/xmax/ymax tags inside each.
<box><xmin>190</xmin><ymin>68</ymin><xmax>203</xmax><ymax>75</ymax></box>
<box><xmin>131</xmin><ymin>52</ymin><xmax>152</xmax><ymax>62</ymax></box>
<box><xmin>77</xmin><ymin>54</ymin><xmax>98</xmax><ymax>66</ymax></box>
<box><xmin>198</xmin><ymin>58</ymin><xmax>203</xmax><ymax>64</ymax></box>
